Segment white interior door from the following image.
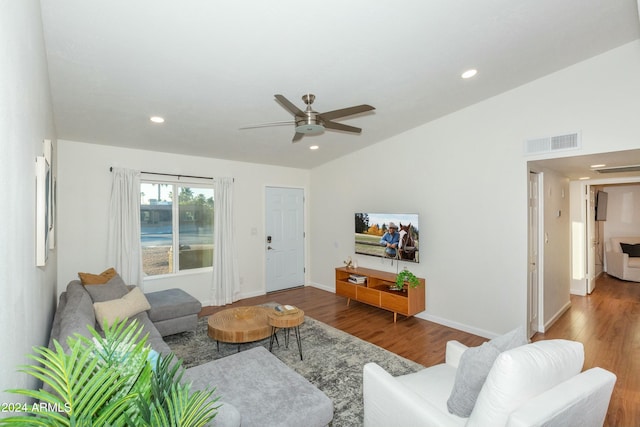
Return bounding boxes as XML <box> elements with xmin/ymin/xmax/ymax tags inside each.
<box><xmin>528</xmin><ymin>171</ymin><xmax>541</xmax><ymax>337</ymax></box>
<box><xmin>587</xmin><ymin>186</ymin><xmax>597</xmax><ymax>294</ymax></box>
<box><xmin>265</xmin><ymin>187</ymin><xmax>305</xmax><ymax>292</ymax></box>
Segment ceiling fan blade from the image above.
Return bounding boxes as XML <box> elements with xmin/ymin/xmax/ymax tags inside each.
<box><xmin>319</xmin><ymin>104</ymin><xmax>375</xmax><ymax>121</ymax></box>
<box><xmin>239</xmin><ymin>120</ymin><xmax>294</xmax><ymax>130</ymax></box>
<box><xmin>292</xmin><ymin>132</ymin><xmax>305</xmax><ymax>143</ymax></box>
<box><xmin>324</xmin><ymin>120</ymin><xmax>362</xmax><ymax>134</ymax></box>
<box><xmin>275</xmin><ymin>94</ymin><xmax>307</xmax><ymax>117</ymax></box>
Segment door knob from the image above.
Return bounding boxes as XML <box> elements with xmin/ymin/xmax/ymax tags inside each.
<box><xmin>267</xmin><ymin>246</ymin><xmax>273</xmax><ymax>250</ymax></box>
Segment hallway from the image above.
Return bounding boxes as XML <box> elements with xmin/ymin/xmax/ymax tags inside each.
<box><xmin>533</xmin><ymin>274</ymin><xmax>640</xmax><ymax>427</ymax></box>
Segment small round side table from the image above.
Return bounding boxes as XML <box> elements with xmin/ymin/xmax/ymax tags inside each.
<box><xmin>268</xmin><ymin>308</ymin><xmax>305</xmax><ymax>360</ymax></box>
<box><xmin>208</xmin><ymin>306</ymin><xmax>271</xmax><ymax>352</ymax></box>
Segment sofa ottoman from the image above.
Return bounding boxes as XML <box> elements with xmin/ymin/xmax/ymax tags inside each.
<box><xmin>145</xmin><ymin>288</ymin><xmax>202</xmax><ymax>336</ymax></box>
<box><xmin>184</xmin><ymin>346</ymin><xmax>333</xmax><ymax>427</ymax></box>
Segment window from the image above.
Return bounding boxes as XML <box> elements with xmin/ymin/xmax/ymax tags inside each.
<box><xmin>140</xmin><ymin>180</ymin><xmax>214</xmax><ymax>276</ymax></box>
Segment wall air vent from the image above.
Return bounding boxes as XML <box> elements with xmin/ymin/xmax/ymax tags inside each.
<box><xmin>594</xmin><ymin>165</ymin><xmax>640</xmax><ymax>174</ymax></box>
<box><xmin>524</xmin><ymin>131</ymin><xmax>581</xmax><ymax>155</ymax></box>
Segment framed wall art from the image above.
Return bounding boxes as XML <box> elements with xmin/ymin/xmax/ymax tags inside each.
<box><xmin>44</xmin><ymin>139</ymin><xmax>56</xmax><ymax>250</ymax></box>
<box><xmin>35</xmin><ymin>155</ymin><xmax>51</xmax><ymax>266</ymax></box>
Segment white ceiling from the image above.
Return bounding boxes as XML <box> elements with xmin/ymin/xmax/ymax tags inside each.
<box><xmin>40</xmin><ymin>0</ymin><xmax>640</xmax><ymax>169</ymax></box>
<box><xmin>529</xmin><ymin>149</ymin><xmax>640</xmax><ymax>181</ymax></box>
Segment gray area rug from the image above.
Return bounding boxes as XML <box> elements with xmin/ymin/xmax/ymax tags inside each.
<box><xmin>165</xmin><ymin>310</ymin><xmax>424</xmax><ymax>426</ymax></box>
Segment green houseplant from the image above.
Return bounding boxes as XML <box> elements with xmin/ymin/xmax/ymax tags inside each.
<box><xmin>0</xmin><ymin>319</ymin><xmax>218</xmax><ymax>427</ymax></box>
<box><xmin>394</xmin><ymin>268</ymin><xmax>420</xmax><ymax>291</ymax></box>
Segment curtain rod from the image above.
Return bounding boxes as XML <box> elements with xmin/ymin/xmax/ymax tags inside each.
<box><xmin>109</xmin><ymin>167</ymin><xmax>216</xmax><ymax>181</ymax></box>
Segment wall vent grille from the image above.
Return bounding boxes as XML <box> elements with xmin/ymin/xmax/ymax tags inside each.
<box><xmin>594</xmin><ymin>165</ymin><xmax>640</xmax><ymax>174</ymax></box>
<box><xmin>524</xmin><ymin>132</ymin><xmax>581</xmax><ymax>155</ymax></box>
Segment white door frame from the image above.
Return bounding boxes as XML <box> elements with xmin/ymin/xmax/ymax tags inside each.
<box><xmin>586</xmin><ymin>185</ymin><xmax>597</xmax><ymax>294</ymax></box>
<box><xmin>527</xmin><ymin>171</ymin><xmax>544</xmax><ymax>337</ymax></box>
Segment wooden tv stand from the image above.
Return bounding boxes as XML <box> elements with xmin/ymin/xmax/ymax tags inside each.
<box><xmin>335</xmin><ymin>266</ymin><xmax>425</xmax><ymax>322</ymax></box>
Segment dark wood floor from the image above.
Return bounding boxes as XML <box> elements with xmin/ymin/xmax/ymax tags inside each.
<box><xmin>532</xmin><ymin>274</ymin><xmax>640</xmax><ymax>427</ymax></box>
<box><xmin>200</xmin><ymin>274</ymin><xmax>638</xmax><ymax>426</ymax></box>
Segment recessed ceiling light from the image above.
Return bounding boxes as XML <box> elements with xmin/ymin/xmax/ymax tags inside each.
<box><xmin>590</xmin><ymin>164</ymin><xmax>606</xmax><ymax>168</ymax></box>
<box><xmin>150</xmin><ymin>116</ymin><xmax>165</xmax><ymax>123</ymax></box>
<box><xmin>309</xmin><ymin>145</ymin><xmax>319</xmax><ymax>150</ymax></box>
<box><xmin>461</xmin><ymin>69</ymin><xmax>477</xmax><ymax>79</ymax></box>
<box><xmin>579</xmin><ymin>177</ymin><xmax>591</xmax><ymax>180</ymax></box>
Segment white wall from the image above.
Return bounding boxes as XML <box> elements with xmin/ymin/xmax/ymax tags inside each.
<box><xmin>57</xmin><ymin>140</ymin><xmax>310</xmax><ymax>305</ymax></box>
<box><xmin>602</xmin><ymin>184</ymin><xmax>640</xmax><ymax>242</ymax></box>
<box><xmin>309</xmin><ymin>40</ymin><xmax>640</xmax><ymax>338</ymax></box>
<box><xmin>539</xmin><ymin>169</ymin><xmax>571</xmax><ymax>330</ymax></box>
<box><xmin>0</xmin><ymin>0</ymin><xmax>58</xmax><ymax>410</ymax></box>
<box><xmin>601</xmin><ymin>183</ymin><xmax>640</xmax><ymax>273</ymax></box>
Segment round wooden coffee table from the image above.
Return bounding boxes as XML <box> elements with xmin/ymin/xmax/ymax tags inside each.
<box><xmin>268</xmin><ymin>308</ymin><xmax>305</xmax><ymax>360</ymax></box>
<box><xmin>208</xmin><ymin>306</ymin><xmax>271</xmax><ymax>351</ymax></box>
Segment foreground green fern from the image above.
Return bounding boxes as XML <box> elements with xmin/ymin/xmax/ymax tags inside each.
<box><xmin>0</xmin><ymin>319</ymin><xmax>218</xmax><ymax>427</ymax></box>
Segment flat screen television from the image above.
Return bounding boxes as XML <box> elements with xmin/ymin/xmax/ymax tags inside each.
<box><xmin>355</xmin><ymin>212</ymin><xmax>419</xmax><ymax>263</ymax></box>
<box><xmin>595</xmin><ymin>190</ymin><xmax>608</xmax><ymax>221</ymax></box>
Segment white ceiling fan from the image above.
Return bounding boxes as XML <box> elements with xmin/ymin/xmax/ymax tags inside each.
<box><xmin>241</xmin><ymin>94</ymin><xmax>375</xmax><ymax>142</ymax></box>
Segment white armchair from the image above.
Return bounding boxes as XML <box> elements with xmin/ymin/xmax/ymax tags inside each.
<box><xmin>606</xmin><ymin>237</ymin><xmax>640</xmax><ymax>282</ymax></box>
<box><xmin>363</xmin><ymin>339</ymin><xmax>616</xmax><ymax>427</ymax></box>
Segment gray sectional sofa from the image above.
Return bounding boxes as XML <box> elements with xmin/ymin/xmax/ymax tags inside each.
<box><xmin>49</xmin><ymin>279</ymin><xmax>333</xmax><ymax>426</ymax></box>
<box><xmin>50</xmin><ymin>280</ymin><xmax>185</xmax><ymax>356</ymax></box>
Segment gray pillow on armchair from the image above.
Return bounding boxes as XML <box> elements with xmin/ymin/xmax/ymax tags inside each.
<box><xmin>447</xmin><ymin>326</ymin><xmax>528</xmax><ymax>417</ymax></box>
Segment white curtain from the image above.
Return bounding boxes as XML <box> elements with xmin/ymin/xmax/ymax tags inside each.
<box><xmin>107</xmin><ymin>167</ymin><xmax>144</xmax><ymax>287</ymax></box>
<box><xmin>210</xmin><ymin>177</ymin><xmax>239</xmax><ymax>305</ymax></box>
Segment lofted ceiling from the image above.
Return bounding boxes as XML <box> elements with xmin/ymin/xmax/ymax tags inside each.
<box><xmin>40</xmin><ymin>0</ymin><xmax>640</xmax><ymax>169</ymax></box>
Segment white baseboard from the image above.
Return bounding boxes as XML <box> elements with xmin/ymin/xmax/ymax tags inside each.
<box><xmin>200</xmin><ymin>299</ymin><xmax>214</xmax><ymax>308</ymax></box>
<box><xmin>308</xmin><ymin>281</ymin><xmax>334</xmax><ymax>293</ymax></box>
<box><xmin>200</xmin><ymin>289</ymin><xmax>268</xmax><ymax>308</ymax></box>
<box><xmin>540</xmin><ymin>300</ymin><xmax>571</xmax><ymax>333</ymax></box>
<box><xmin>225</xmin><ymin>282</ymin><xmax>509</xmax><ymax>340</ymax></box>
<box><xmin>417</xmin><ymin>313</ymin><xmax>496</xmax><ymax>339</ymax></box>
<box><xmin>570</xmin><ymin>288</ymin><xmax>587</xmax><ymax>296</ymax></box>
<box><xmin>211</xmin><ymin>284</ymin><xmax>333</xmax><ymax>307</ymax></box>
<box><xmin>237</xmin><ymin>289</ymin><xmax>269</xmax><ymax>300</ymax></box>
<box><xmin>308</xmin><ymin>281</ymin><xmax>496</xmax><ymax>339</ymax></box>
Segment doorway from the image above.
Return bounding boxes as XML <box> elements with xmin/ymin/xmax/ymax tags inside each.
<box><xmin>528</xmin><ymin>150</ymin><xmax>640</xmax><ymax>331</ymax></box>
<box><xmin>265</xmin><ymin>187</ymin><xmax>305</xmax><ymax>292</ymax></box>
<box><xmin>527</xmin><ymin>171</ymin><xmax>542</xmax><ymax>337</ymax></box>
<box><xmin>582</xmin><ymin>180</ymin><xmax>640</xmax><ymax>294</ymax></box>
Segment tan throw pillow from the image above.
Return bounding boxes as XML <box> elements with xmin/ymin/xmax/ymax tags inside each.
<box><xmin>79</xmin><ymin>267</ymin><xmax>117</xmax><ymax>285</ymax></box>
<box><xmin>93</xmin><ymin>287</ymin><xmax>151</xmax><ymax>329</ymax></box>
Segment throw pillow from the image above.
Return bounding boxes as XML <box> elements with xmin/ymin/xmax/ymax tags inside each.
<box><xmin>620</xmin><ymin>243</ymin><xmax>640</xmax><ymax>257</ymax></box>
<box><xmin>93</xmin><ymin>287</ymin><xmax>151</xmax><ymax>329</ymax></box>
<box><xmin>78</xmin><ymin>267</ymin><xmax>117</xmax><ymax>285</ymax></box>
<box><xmin>83</xmin><ymin>274</ymin><xmax>129</xmax><ymax>302</ymax></box>
<box><xmin>447</xmin><ymin>326</ymin><xmax>528</xmax><ymax>417</ymax></box>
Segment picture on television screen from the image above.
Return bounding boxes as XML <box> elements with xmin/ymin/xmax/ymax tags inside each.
<box><xmin>355</xmin><ymin>213</ymin><xmax>419</xmax><ymax>263</ymax></box>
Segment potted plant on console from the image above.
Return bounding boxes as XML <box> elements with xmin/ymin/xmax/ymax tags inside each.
<box><xmin>393</xmin><ymin>267</ymin><xmax>420</xmax><ymax>291</ymax></box>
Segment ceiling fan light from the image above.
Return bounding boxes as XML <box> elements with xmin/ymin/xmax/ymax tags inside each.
<box><xmin>295</xmin><ymin>124</ymin><xmax>324</xmax><ymax>134</ymax></box>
